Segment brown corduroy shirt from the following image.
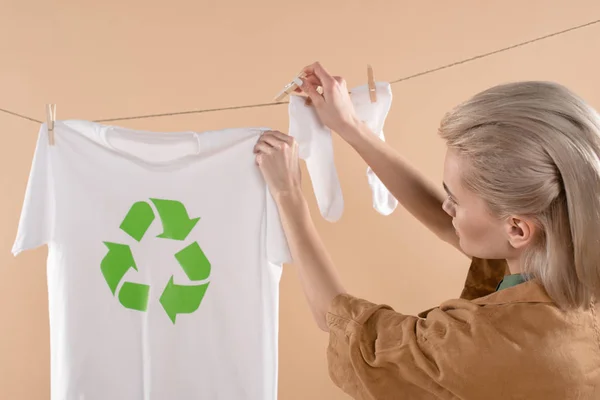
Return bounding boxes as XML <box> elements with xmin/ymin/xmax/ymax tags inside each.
<box><xmin>326</xmin><ymin>257</ymin><xmax>600</xmax><ymax>399</ymax></box>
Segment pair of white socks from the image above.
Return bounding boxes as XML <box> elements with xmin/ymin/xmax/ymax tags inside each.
<box><xmin>287</xmin><ymin>81</ymin><xmax>398</xmax><ymax>222</ymax></box>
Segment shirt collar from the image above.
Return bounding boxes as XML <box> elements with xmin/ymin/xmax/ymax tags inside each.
<box><xmin>473</xmin><ymin>279</ymin><xmax>553</xmax><ymax>306</ymax></box>
<box><xmin>417</xmin><ymin>280</ymin><xmax>553</xmax><ymax>318</ymax></box>
<box><xmin>496</xmin><ymin>273</ymin><xmax>527</xmax><ymax>291</ymax></box>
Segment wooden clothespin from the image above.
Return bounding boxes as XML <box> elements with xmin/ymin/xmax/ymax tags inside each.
<box><xmin>367</xmin><ymin>65</ymin><xmax>377</xmax><ymax>103</ymax></box>
<box><xmin>46</xmin><ymin>104</ymin><xmax>56</xmax><ymax>145</ymax></box>
<box><xmin>274</xmin><ymin>72</ymin><xmax>307</xmax><ymax>102</ymax></box>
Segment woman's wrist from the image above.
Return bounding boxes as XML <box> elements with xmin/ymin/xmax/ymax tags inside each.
<box><xmin>338</xmin><ymin>118</ymin><xmax>371</xmax><ymax>148</ymax></box>
<box><xmin>273</xmin><ymin>186</ymin><xmax>308</xmax><ymax>215</ymax></box>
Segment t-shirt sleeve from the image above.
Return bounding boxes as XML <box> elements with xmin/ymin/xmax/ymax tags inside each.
<box><xmin>325</xmin><ymin>293</ymin><xmax>489</xmax><ymax>399</ymax></box>
<box><xmin>12</xmin><ymin>124</ymin><xmax>54</xmax><ymax>256</ymax></box>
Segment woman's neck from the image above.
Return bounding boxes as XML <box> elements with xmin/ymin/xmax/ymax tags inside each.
<box><xmin>506</xmin><ymin>258</ymin><xmax>523</xmax><ymax>275</ymax></box>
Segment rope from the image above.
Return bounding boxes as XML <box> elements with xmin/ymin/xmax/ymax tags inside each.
<box><xmin>2</xmin><ymin>18</ymin><xmax>598</xmax><ymax>125</ymax></box>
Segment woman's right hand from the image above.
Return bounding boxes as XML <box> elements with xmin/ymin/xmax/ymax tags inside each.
<box><xmin>296</xmin><ymin>62</ymin><xmax>361</xmax><ymax>138</ymax></box>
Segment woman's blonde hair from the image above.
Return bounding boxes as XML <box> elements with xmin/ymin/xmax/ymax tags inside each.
<box><xmin>438</xmin><ymin>81</ymin><xmax>600</xmax><ymax>310</ymax></box>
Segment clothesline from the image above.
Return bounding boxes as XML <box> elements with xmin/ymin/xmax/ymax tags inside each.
<box><xmin>1</xmin><ymin>18</ymin><xmax>598</xmax><ymax>126</ymax></box>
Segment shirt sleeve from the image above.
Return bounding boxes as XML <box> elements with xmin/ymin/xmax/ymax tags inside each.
<box><xmin>325</xmin><ymin>293</ymin><xmax>485</xmax><ymax>400</ymax></box>
<box><xmin>12</xmin><ymin>124</ymin><xmax>54</xmax><ymax>256</ymax></box>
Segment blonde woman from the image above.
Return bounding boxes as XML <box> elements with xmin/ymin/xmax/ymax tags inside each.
<box><xmin>254</xmin><ymin>62</ymin><xmax>600</xmax><ymax>399</ymax></box>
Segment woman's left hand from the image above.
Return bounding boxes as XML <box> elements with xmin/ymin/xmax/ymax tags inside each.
<box><xmin>254</xmin><ymin>130</ymin><xmax>302</xmax><ymax>198</ymax></box>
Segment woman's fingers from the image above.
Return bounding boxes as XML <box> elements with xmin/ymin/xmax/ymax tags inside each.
<box><xmin>295</xmin><ymin>62</ymin><xmax>346</xmax><ymax>90</ymax></box>
<box><xmin>253</xmin><ymin>141</ymin><xmax>273</xmax><ymax>154</ymax></box>
<box><xmin>262</xmin><ymin>131</ymin><xmax>295</xmax><ymax>151</ymax></box>
<box><xmin>301</xmin><ymin>62</ymin><xmax>335</xmax><ymax>87</ymax></box>
<box><xmin>264</xmin><ymin>130</ymin><xmax>293</xmax><ymax>144</ymax></box>
<box><xmin>299</xmin><ymin>79</ymin><xmax>324</xmax><ymax>105</ymax></box>
<box><xmin>294</xmin><ymin>74</ymin><xmax>324</xmax><ymax>104</ymax></box>
<box><xmin>294</xmin><ymin>74</ymin><xmax>320</xmax><ymax>92</ymax></box>
<box><xmin>254</xmin><ymin>131</ymin><xmax>293</xmax><ymax>152</ymax></box>
<box><xmin>295</xmin><ymin>75</ymin><xmax>322</xmax><ymax>93</ymax></box>
<box><xmin>297</xmin><ymin>74</ymin><xmax>344</xmax><ymax>89</ymax></box>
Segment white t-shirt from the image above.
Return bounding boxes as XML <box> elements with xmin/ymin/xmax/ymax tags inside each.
<box><xmin>12</xmin><ymin>121</ymin><xmax>313</xmax><ymax>400</ymax></box>
<box><xmin>12</xmin><ymin>81</ymin><xmax>394</xmax><ymax>400</ymax></box>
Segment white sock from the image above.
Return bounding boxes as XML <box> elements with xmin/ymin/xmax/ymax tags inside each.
<box><xmin>287</xmin><ymin>80</ymin><xmax>397</xmax><ymax>222</ymax></box>
<box><xmin>288</xmin><ymin>95</ymin><xmax>344</xmax><ymax>222</ymax></box>
<box><xmin>350</xmin><ymin>82</ymin><xmax>398</xmax><ymax>216</ymax></box>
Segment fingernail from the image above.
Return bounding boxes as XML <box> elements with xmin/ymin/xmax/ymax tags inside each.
<box><xmin>293</xmin><ymin>77</ymin><xmax>303</xmax><ymax>86</ymax></box>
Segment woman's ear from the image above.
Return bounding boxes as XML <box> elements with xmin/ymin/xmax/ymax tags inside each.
<box><xmin>505</xmin><ymin>216</ymin><xmax>536</xmax><ymax>249</ymax></box>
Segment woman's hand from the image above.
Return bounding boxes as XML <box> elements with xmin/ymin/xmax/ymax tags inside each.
<box><xmin>254</xmin><ymin>130</ymin><xmax>302</xmax><ymax>199</ymax></box>
<box><xmin>296</xmin><ymin>62</ymin><xmax>361</xmax><ymax>138</ymax></box>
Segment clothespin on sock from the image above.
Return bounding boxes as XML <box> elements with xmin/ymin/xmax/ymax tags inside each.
<box><xmin>274</xmin><ymin>72</ymin><xmax>307</xmax><ymax>102</ymax></box>
<box><xmin>367</xmin><ymin>65</ymin><xmax>377</xmax><ymax>103</ymax></box>
<box><xmin>46</xmin><ymin>104</ymin><xmax>56</xmax><ymax>145</ymax></box>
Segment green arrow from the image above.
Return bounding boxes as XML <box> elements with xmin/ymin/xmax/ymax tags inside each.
<box><xmin>100</xmin><ymin>242</ymin><xmax>137</xmax><ymax>295</ymax></box>
<box><xmin>175</xmin><ymin>242</ymin><xmax>211</xmax><ymax>281</ymax></box>
<box><xmin>159</xmin><ymin>276</ymin><xmax>209</xmax><ymax>324</ymax></box>
<box><xmin>150</xmin><ymin>198</ymin><xmax>200</xmax><ymax>241</ymax></box>
<box><xmin>119</xmin><ymin>282</ymin><xmax>150</xmax><ymax>311</ymax></box>
<box><xmin>120</xmin><ymin>201</ymin><xmax>155</xmax><ymax>242</ymax></box>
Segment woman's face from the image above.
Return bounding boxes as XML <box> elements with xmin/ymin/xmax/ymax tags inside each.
<box><xmin>442</xmin><ymin>148</ymin><xmax>524</xmax><ymax>260</ymax></box>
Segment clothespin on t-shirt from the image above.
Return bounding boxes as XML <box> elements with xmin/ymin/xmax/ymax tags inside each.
<box><xmin>367</xmin><ymin>65</ymin><xmax>377</xmax><ymax>103</ymax></box>
<box><xmin>46</xmin><ymin>104</ymin><xmax>56</xmax><ymax>145</ymax></box>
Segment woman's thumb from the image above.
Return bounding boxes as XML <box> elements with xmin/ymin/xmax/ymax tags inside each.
<box><xmin>300</xmin><ymin>78</ymin><xmax>324</xmax><ymax>106</ymax></box>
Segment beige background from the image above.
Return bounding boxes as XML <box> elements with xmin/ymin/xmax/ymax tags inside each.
<box><xmin>2</xmin><ymin>1</ymin><xmax>600</xmax><ymax>398</ymax></box>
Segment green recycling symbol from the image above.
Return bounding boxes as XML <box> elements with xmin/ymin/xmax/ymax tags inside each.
<box><xmin>100</xmin><ymin>198</ymin><xmax>210</xmax><ymax>324</ymax></box>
